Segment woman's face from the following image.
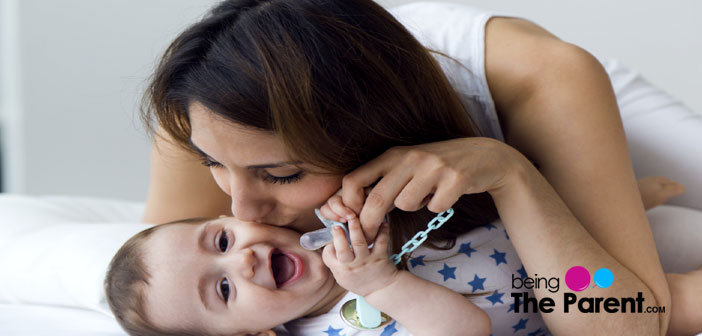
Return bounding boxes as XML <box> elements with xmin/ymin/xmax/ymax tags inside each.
<box><xmin>189</xmin><ymin>102</ymin><xmax>342</xmax><ymax>232</ymax></box>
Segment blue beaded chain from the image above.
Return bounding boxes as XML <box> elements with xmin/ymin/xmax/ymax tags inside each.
<box><xmin>389</xmin><ymin>208</ymin><xmax>454</xmax><ymax>265</ymax></box>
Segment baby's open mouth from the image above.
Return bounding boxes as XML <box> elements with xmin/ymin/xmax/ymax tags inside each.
<box><xmin>271</xmin><ymin>249</ymin><xmax>303</xmax><ymax>288</ymax></box>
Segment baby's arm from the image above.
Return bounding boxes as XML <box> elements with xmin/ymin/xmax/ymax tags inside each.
<box><xmin>322</xmin><ymin>218</ymin><xmax>491</xmax><ymax>336</ymax></box>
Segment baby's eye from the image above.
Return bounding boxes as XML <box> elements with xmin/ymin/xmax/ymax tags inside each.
<box><xmin>219</xmin><ymin>278</ymin><xmax>230</xmax><ymax>303</ymax></box>
<box><xmin>218</xmin><ymin>231</ymin><xmax>229</xmax><ymax>252</ymax></box>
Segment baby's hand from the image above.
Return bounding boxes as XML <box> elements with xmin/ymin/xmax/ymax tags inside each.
<box><xmin>319</xmin><ymin>193</ymin><xmax>358</xmax><ymax>224</ymax></box>
<box><xmin>322</xmin><ymin>218</ymin><xmax>398</xmax><ymax>297</ymax></box>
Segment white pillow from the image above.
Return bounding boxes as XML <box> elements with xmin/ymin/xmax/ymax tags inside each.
<box><xmin>0</xmin><ymin>195</ymin><xmax>152</xmax><ymax>315</ymax></box>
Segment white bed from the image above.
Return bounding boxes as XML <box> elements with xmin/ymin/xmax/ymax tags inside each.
<box><xmin>0</xmin><ymin>303</ymin><xmax>126</xmax><ymax>336</ymax></box>
<box><xmin>0</xmin><ymin>195</ymin><xmax>149</xmax><ymax>336</ymax></box>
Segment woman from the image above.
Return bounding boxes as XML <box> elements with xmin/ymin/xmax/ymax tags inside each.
<box><xmin>141</xmin><ymin>0</ymin><xmax>701</xmax><ymax>334</ymax></box>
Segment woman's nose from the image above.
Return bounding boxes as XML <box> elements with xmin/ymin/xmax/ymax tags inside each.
<box><xmin>229</xmin><ymin>190</ymin><xmax>274</xmax><ymax>222</ymax></box>
<box><xmin>212</xmin><ymin>169</ymin><xmax>275</xmax><ymax>222</ymax></box>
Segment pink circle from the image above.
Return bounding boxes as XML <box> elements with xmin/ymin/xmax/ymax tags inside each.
<box><xmin>565</xmin><ymin>266</ymin><xmax>590</xmax><ymax>292</ymax></box>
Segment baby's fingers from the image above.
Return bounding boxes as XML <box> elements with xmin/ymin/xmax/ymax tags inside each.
<box><xmin>322</xmin><ymin>244</ymin><xmax>338</xmax><ymax>267</ymax></box>
<box><xmin>348</xmin><ymin>218</ymin><xmax>370</xmax><ymax>259</ymax></box>
<box><xmin>371</xmin><ymin>222</ymin><xmax>391</xmax><ymax>256</ymax></box>
<box><xmin>332</xmin><ymin>226</ymin><xmax>354</xmax><ymax>263</ymax></box>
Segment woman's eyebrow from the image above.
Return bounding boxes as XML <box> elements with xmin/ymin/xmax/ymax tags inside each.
<box><xmin>188</xmin><ymin>138</ymin><xmax>301</xmax><ymax>169</ymax></box>
<box><xmin>188</xmin><ymin>139</ymin><xmax>212</xmax><ymax>160</ymax></box>
<box><xmin>247</xmin><ymin>161</ymin><xmax>302</xmax><ymax>169</ymax></box>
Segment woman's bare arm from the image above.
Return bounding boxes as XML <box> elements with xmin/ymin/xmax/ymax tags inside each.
<box><xmin>485</xmin><ymin>17</ymin><xmax>671</xmax><ymax>334</ymax></box>
<box><xmin>142</xmin><ymin>129</ymin><xmax>231</xmax><ymax>224</ymax></box>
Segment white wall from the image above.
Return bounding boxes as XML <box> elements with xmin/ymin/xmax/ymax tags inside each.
<box><xmin>1</xmin><ymin>0</ymin><xmax>220</xmax><ymax>200</ymax></box>
<box><xmin>1</xmin><ymin>0</ymin><xmax>700</xmax><ymax>201</ymax></box>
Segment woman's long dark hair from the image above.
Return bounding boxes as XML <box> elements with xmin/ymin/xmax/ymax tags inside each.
<box><xmin>143</xmin><ymin>0</ymin><xmax>499</xmax><ymax>261</ymax></box>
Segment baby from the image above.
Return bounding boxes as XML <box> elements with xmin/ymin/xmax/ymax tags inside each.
<box><xmin>104</xmin><ymin>176</ymin><xmax>684</xmax><ymax>336</ymax></box>
<box><xmin>104</xmin><ymin>214</ymin><xmax>497</xmax><ymax>336</ymax></box>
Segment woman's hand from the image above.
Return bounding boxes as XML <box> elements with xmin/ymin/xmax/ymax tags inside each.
<box><xmin>339</xmin><ymin>137</ymin><xmax>526</xmax><ymax>240</ymax></box>
<box><xmin>321</xmin><ymin>219</ymin><xmax>398</xmax><ymax>297</ymax></box>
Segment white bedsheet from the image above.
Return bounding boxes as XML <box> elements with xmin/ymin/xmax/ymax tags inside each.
<box><xmin>0</xmin><ymin>194</ymin><xmax>147</xmax><ymax>336</ymax></box>
<box><xmin>0</xmin><ymin>303</ymin><xmax>126</xmax><ymax>336</ymax></box>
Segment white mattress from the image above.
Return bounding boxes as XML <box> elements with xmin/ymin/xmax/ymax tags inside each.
<box><xmin>0</xmin><ymin>303</ymin><xmax>126</xmax><ymax>336</ymax></box>
<box><xmin>0</xmin><ymin>194</ymin><xmax>148</xmax><ymax>336</ymax></box>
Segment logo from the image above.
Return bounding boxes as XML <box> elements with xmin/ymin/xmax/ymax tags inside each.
<box><xmin>511</xmin><ymin>266</ymin><xmax>665</xmax><ymax>314</ymax></box>
<box><xmin>565</xmin><ymin>266</ymin><xmax>614</xmax><ymax>291</ymax></box>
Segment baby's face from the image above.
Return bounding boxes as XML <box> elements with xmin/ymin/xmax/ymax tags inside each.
<box><xmin>142</xmin><ymin>217</ymin><xmax>337</xmax><ymax>335</ymax></box>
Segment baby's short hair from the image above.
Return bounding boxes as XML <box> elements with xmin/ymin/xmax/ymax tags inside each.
<box><xmin>103</xmin><ymin>217</ymin><xmax>209</xmax><ymax>336</ymax></box>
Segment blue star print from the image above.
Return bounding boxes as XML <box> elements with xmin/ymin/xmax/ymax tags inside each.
<box><xmin>438</xmin><ymin>263</ymin><xmax>457</xmax><ymax>281</ymax></box>
<box><xmin>486</xmin><ymin>290</ymin><xmax>504</xmax><ymax>305</ymax></box>
<box><xmin>467</xmin><ymin>274</ymin><xmax>487</xmax><ymax>293</ymax></box>
<box><xmin>517</xmin><ymin>265</ymin><xmax>528</xmax><ymax>279</ymax></box>
<box><xmin>504</xmin><ymin>229</ymin><xmax>510</xmax><ymax>240</ymax></box>
<box><xmin>489</xmin><ymin>249</ymin><xmax>507</xmax><ymax>266</ymax></box>
<box><xmin>409</xmin><ymin>255</ymin><xmax>426</xmax><ymax>268</ymax></box>
<box><xmin>528</xmin><ymin>328</ymin><xmax>544</xmax><ymax>336</ymax></box>
<box><xmin>380</xmin><ymin>321</ymin><xmax>398</xmax><ymax>336</ymax></box>
<box><xmin>512</xmin><ymin>318</ymin><xmax>528</xmax><ymax>333</ymax></box>
<box><xmin>323</xmin><ymin>325</ymin><xmax>345</xmax><ymax>336</ymax></box>
<box><xmin>458</xmin><ymin>242</ymin><xmax>477</xmax><ymax>258</ymax></box>
<box><xmin>508</xmin><ymin>295</ymin><xmax>521</xmax><ymax>313</ymax></box>
<box><xmin>484</xmin><ymin>222</ymin><xmax>497</xmax><ymax>230</ymax></box>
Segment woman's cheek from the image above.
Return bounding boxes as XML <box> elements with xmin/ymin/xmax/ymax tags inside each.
<box><xmin>211</xmin><ymin>168</ymin><xmax>231</xmax><ymax>196</ymax></box>
<box><xmin>287</xmin><ymin>175</ymin><xmax>343</xmax><ymax>209</ymax></box>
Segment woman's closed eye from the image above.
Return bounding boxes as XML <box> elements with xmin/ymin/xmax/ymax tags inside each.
<box><xmin>262</xmin><ymin>171</ymin><xmax>303</xmax><ymax>184</ymax></box>
<box><xmin>200</xmin><ymin>156</ymin><xmax>304</xmax><ymax>184</ymax></box>
<box><xmin>201</xmin><ymin>156</ymin><xmax>223</xmax><ymax>168</ymax></box>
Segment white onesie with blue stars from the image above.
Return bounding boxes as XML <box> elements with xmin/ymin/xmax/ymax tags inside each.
<box><xmin>284</xmin><ymin>220</ymin><xmax>551</xmax><ymax>336</ymax></box>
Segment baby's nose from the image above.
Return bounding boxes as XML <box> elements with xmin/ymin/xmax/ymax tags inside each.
<box><xmin>234</xmin><ymin>248</ymin><xmax>257</xmax><ymax>278</ymax></box>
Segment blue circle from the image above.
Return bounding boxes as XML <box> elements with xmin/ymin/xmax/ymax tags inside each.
<box><xmin>593</xmin><ymin>268</ymin><xmax>614</xmax><ymax>288</ymax></box>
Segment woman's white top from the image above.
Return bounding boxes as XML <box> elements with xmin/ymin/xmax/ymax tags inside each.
<box><xmin>390</xmin><ymin>1</ymin><xmax>506</xmax><ymax>141</ymax></box>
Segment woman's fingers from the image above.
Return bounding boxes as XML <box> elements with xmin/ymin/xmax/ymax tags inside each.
<box><xmin>319</xmin><ymin>203</ymin><xmax>344</xmax><ymax>223</ymax></box>
<box><xmin>328</xmin><ymin>195</ymin><xmax>357</xmax><ymax>222</ymax></box>
<box><xmin>344</xmin><ymin>151</ymin><xmax>414</xmax><ymax>240</ymax></box>
<box><xmin>357</xmin><ymin>170</ymin><xmax>412</xmax><ymax>240</ymax></box>
<box><xmin>426</xmin><ymin>172</ymin><xmax>465</xmax><ymax>213</ymax></box>
<box><xmin>394</xmin><ymin>171</ymin><xmax>439</xmax><ymax>212</ymax></box>
<box><xmin>341</xmin><ymin>148</ymin><xmax>402</xmax><ymax>215</ymax></box>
